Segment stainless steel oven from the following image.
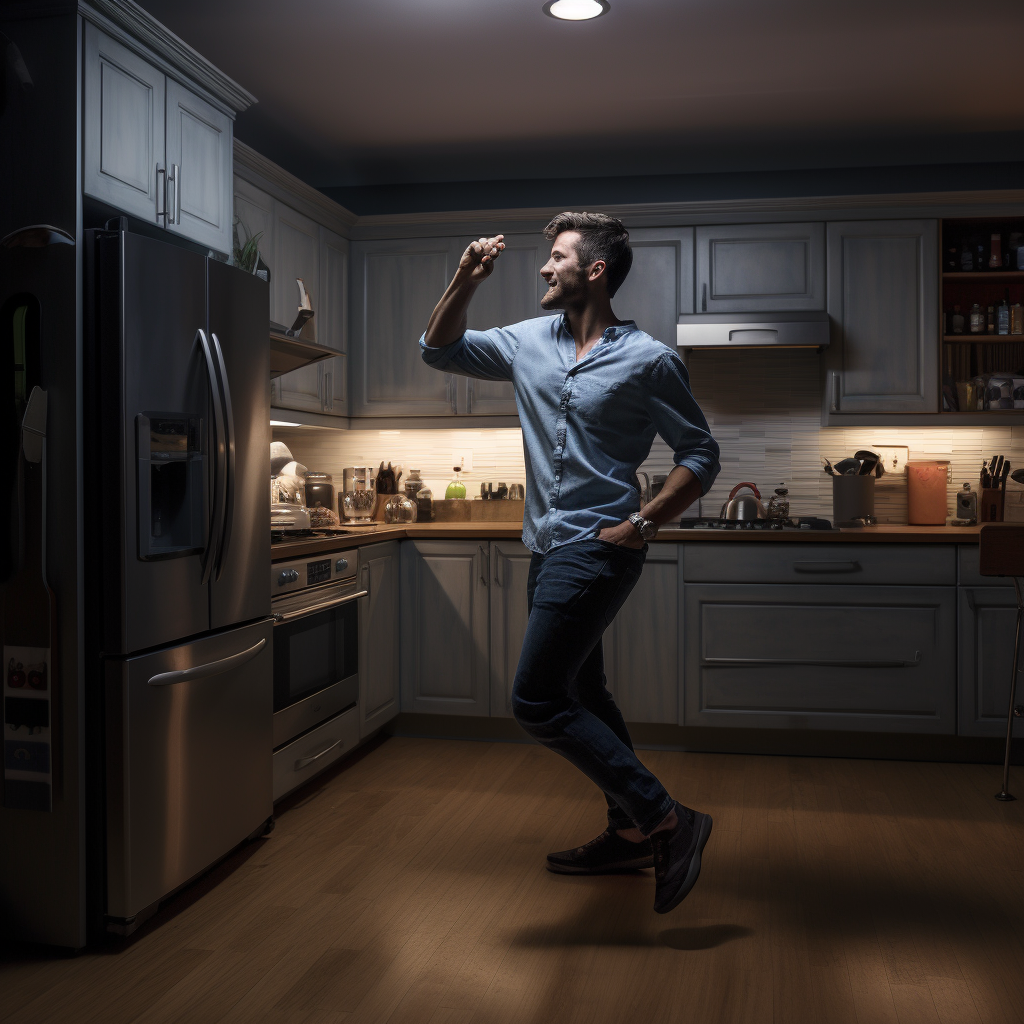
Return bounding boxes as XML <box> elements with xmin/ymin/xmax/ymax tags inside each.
<box><xmin>270</xmin><ymin>552</ymin><xmax>365</xmax><ymax>748</ymax></box>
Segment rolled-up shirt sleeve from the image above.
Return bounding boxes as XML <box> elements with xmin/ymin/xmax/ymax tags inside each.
<box><xmin>419</xmin><ymin>324</ymin><xmax>521</xmax><ymax>382</ymax></box>
<box><xmin>647</xmin><ymin>350</ymin><xmax>721</xmax><ymax>495</ymax></box>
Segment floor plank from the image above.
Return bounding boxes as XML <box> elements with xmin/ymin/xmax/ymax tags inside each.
<box><xmin>2</xmin><ymin>738</ymin><xmax>1022</xmax><ymax>1024</ymax></box>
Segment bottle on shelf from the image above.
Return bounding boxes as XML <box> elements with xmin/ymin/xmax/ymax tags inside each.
<box><xmin>998</xmin><ymin>290</ymin><xmax>1011</xmax><ymax>335</ymax></box>
<box><xmin>952</xmin><ymin>305</ymin><xmax>965</xmax><ymax>334</ymax></box>
<box><xmin>445</xmin><ymin>464</ymin><xmax>466</xmax><ymax>499</ymax></box>
<box><xmin>1012</xmin><ymin>301</ymin><xmax>1023</xmax><ymax>336</ymax></box>
<box><xmin>976</xmin><ymin>240</ymin><xmax>988</xmax><ymax>272</ymax></box>
<box><xmin>969</xmin><ymin>303</ymin><xmax>984</xmax><ymax>333</ymax></box>
<box><xmin>987</xmin><ymin>305</ymin><xmax>996</xmax><ymax>333</ymax></box>
<box><xmin>960</xmin><ymin>244</ymin><xmax>974</xmax><ymax>272</ymax></box>
<box><xmin>945</xmin><ymin>245</ymin><xmax>959</xmax><ymax>272</ymax></box>
<box><xmin>989</xmin><ymin>234</ymin><xmax>1003</xmax><ymax>269</ymax></box>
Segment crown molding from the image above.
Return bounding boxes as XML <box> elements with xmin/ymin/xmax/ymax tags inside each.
<box><xmin>346</xmin><ymin>188</ymin><xmax>1024</xmax><ymax>239</ymax></box>
<box><xmin>234</xmin><ymin>140</ymin><xmax>358</xmax><ymax>236</ymax></box>
<box><xmin>79</xmin><ymin>0</ymin><xmax>256</xmax><ymax>115</ymax></box>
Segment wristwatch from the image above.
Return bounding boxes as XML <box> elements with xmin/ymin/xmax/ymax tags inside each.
<box><xmin>628</xmin><ymin>512</ymin><xmax>658</xmax><ymax>541</ymax></box>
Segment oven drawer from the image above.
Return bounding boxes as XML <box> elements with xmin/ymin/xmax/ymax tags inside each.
<box><xmin>273</xmin><ymin>706</ymin><xmax>359</xmax><ymax>801</ymax></box>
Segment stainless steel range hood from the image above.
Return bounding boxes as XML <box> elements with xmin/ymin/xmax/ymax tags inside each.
<box><xmin>676</xmin><ymin>311</ymin><xmax>830</xmax><ymax>350</ymax></box>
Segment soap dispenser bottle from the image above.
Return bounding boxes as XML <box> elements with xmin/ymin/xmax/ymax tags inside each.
<box><xmin>445</xmin><ymin>465</ymin><xmax>466</xmax><ymax>499</ymax></box>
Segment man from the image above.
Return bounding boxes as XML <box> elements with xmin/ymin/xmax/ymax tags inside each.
<box><xmin>420</xmin><ymin>212</ymin><xmax>720</xmax><ymax>914</ymax></box>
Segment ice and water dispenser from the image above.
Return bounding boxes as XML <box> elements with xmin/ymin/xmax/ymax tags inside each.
<box><xmin>136</xmin><ymin>413</ymin><xmax>204</xmax><ymax>559</ymax></box>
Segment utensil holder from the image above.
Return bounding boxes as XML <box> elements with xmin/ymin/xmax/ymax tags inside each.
<box><xmin>980</xmin><ymin>488</ymin><xmax>1005</xmax><ymax>523</ymax></box>
<box><xmin>832</xmin><ymin>475</ymin><xmax>875</xmax><ymax>526</ymax></box>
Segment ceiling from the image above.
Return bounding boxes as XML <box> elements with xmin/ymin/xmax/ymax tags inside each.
<box><xmin>138</xmin><ymin>0</ymin><xmax>1024</xmax><ymax>194</ymax></box>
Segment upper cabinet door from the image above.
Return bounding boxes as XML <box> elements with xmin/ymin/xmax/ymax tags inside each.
<box><xmin>350</xmin><ymin>237</ymin><xmax>462</xmax><ymax>416</ymax></box>
<box><xmin>83</xmin><ymin>25</ymin><xmax>166</xmax><ymax>225</ymax></box>
<box><xmin>272</xmin><ymin>203</ymin><xmax>320</xmax><ymax>333</ymax></box>
<box><xmin>824</xmin><ymin>220</ymin><xmax>938</xmax><ymax>417</ymax></box>
<box><xmin>233</xmin><ymin>178</ymin><xmax>275</xmax><ymax>273</ymax></box>
<box><xmin>461</xmin><ymin>232</ymin><xmax>549</xmax><ymax>415</ymax></box>
<box><xmin>614</xmin><ymin>227</ymin><xmax>695</xmax><ymax>347</ymax></box>
<box><xmin>695</xmin><ymin>222</ymin><xmax>825</xmax><ymax>312</ymax></box>
<box><xmin>317</xmin><ymin>228</ymin><xmax>349</xmax><ymax>417</ymax></box>
<box><xmin>164</xmin><ymin>80</ymin><xmax>233</xmax><ymax>254</ymax></box>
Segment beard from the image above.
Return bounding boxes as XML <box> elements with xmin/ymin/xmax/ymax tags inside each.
<box><xmin>540</xmin><ymin>267</ymin><xmax>587</xmax><ymax>309</ymax></box>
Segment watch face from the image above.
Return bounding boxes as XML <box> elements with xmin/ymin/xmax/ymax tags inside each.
<box><xmin>642</xmin><ymin>521</ymin><xmax>657</xmax><ymax>539</ymax></box>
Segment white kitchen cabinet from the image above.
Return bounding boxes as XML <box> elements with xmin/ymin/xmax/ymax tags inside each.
<box><xmin>83</xmin><ymin>24</ymin><xmax>234</xmax><ymax>254</ymax></box>
<box><xmin>488</xmin><ymin>540</ymin><xmax>533</xmax><ymax>717</ymax></box>
<box><xmin>359</xmin><ymin>541</ymin><xmax>401</xmax><ymax>737</ymax></box>
<box><xmin>823</xmin><ymin>219</ymin><xmax>939</xmax><ymax>417</ymax></box>
<box><xmin>460</xmin><ymin>233</ymin><xmax>549</xmax><ymax>415</ymax></box>
<box><xmin>350</xmin><ymin>237</ymin><xmax>464</xmax><ymax>416</ymax></box>
<box><xmin>603</xmin><ymin>544</ymin><xmax>681</xmax><ymax>725</ymax></box>
<box><xmin>270</xmin><ymin>203</ymin><xmax>323</xmax><ymax>414</ymax></box>
<box><xmin>614</xmin><ymin>227</ymin><xmax>695</xmax><ymax>344</ymax></box>
<box><xmin>233</xmin><ymin>178</ymin><xmax>275</xmax><ymax>268</ymax></box>
<box><xmin>83</xmin><ymin>24</ymin><xmax>166</xmax><ymax>226</ymax></box>
<box><xmin>164</xmin><ymin>79</ymin><xmax>232</xmax><ymax>254</ymax></box>
<box><xmin>400</xmin><ymin>541</ymin><xmax>490</xmax><ymax>715</ymax></box>
<box><xmin>316</xmin><ymin>227</ymin><xmax>348</xmax><ymax>415</ymax></box>
<box><xmin>695</xmin><ymin>222</ymin><xmax>825</xmax><ymax>313</ymax></box>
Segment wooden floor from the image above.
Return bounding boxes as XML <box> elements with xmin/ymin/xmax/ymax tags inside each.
<box><xmin>3</xmin><ymin>736</ymin><xmax>1024</xmax><ymax>1024</ymax></box>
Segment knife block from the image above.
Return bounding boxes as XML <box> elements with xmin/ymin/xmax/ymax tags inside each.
<box><xmin>980</xmin><ymin>488</ymin><xmax>1005</xmax><ymax>523</ymax></box>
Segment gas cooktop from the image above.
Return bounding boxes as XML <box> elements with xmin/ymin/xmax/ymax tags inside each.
<box><xmin>677</xmin><ymin>516</ymin><xmax>836</xmax><ymax>531</ymax></box>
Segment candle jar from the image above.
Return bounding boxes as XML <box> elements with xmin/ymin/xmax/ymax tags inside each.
<box><xmin>907</xmin><ymin>461</ymin><xmax>949</xmax><ymax>525</ymax></box>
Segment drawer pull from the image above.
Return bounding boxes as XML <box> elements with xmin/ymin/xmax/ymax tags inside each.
<box><xmin>706</xmin><ymin>652</ymin><xmax>921</xmax><ymax>668</ymax></box>
<box><xmin>294</xmin><ymin>737</ymin><xmax>344</xmax><ymax>771</ymax></box>
<box><xmin>792</xmin><ymin>561</ymin><xmax>861</xmax><ymax>574</ymax></box>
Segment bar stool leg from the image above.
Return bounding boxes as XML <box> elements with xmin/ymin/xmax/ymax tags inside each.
<box><xmin>996</xmin><ymin>577</ymin><xmax>1024</xmax><ymax>801</ymax></box>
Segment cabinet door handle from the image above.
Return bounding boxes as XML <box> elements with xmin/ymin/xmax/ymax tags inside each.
<box><xmin>466</xmin><ymin>379</ymin><xmax>473</xmax><ymax>415</ymax></box>
<box><xmin>172</xmin><ymin>163</ymin><xmax>180</xmax><ymax>224</ymax></box>
<box><xmin>830</xmin><ymin>371</ymin><xmax>840</xmax><ymax>413</ymax></box>
<box><xmin>701</xmin><ymin>282</ymin><xmax>707</xmax><ymax>312</ymax></box>
<box><xmin>493</xmin><ymin>549</ymin><xmax>503</xmax><ymax>587</ymax></box>
<box><xmin>792</xmin><ymin>561</ymin><xmax>861</xmax><ymax>573</ymax></box>
<box><xmin>361</xmin><ymin>562</ymin><xmax>371</xmax><ymax>601</ymax></box>
<box><xmin>317</xmin><ymin>363</ymin><xmax>323</xmax><ymax>409</ymax></box>
<box><xmin>294</xmin><ymin>737</ymin><xmax>344</xmax><ymax>771</ymax></box>
<box><xmin>479</xmin><ymin>545</ymin><xmax>489</xmax><ymax>586</ymax></box>
<box><xmin>156</xmin><ymin>164</ymin><xmax>167</xmax><ymax>222</ymax></box>
<box><xmin>446</xmin><ymin>374</ymin><xmax>458</xmax><ymax>414</ymax></box>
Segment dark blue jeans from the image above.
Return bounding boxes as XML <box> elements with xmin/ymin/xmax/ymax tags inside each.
<box><xmin>510</xmin><ymin>539</ymin><xmax>674</xmax><ymax>837</ymax></box>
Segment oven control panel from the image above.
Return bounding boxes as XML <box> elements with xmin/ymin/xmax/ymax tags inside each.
<box><xmin>271</xmin><ymin>549</ymin><xmax>359</xmax><ymax>596</ymax></box>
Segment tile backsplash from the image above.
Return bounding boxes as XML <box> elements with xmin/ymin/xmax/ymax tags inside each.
<box><xmin>275</xmin><ymin>348</ymin><xmax>1024</xmax><ymax>522</ymax></box>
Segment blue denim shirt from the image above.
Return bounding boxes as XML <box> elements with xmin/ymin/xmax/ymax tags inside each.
<box><xmin>420</xmin><ymin>315</ymin><xmax>720</xmax><ymax>553</ymax></box>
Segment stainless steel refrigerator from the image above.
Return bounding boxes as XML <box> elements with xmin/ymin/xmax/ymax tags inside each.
<box><xmin>91</xmin><ymin>227</ymin><xmax>273</xmax><ymax>935</ymax></box>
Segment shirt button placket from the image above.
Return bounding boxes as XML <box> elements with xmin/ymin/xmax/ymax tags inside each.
<box><xmin>551</xmin><ymin>381</ymin><xmax>570</xmax><ymax>512</ymax></box>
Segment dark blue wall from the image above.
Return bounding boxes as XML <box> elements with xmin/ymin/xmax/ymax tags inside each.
<box><xmin>320</xmin><ymin>161</ymin><xmax>1024</xmax><ymax>217</ymax></box>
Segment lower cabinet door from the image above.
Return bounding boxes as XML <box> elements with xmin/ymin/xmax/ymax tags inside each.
<box><xmin>683</xmin><ymin>584</ymin><xmax>956</xmax><ymax>733</ymax></box>
<box><xmin>489</xmin><ymin>541</ymin><xmax>533</xmax><ymax>717</ymax></box>
<box><xmin>603</xmin><ymin>544</ymin><xmax>680</xmax><ymax>724</ymax></box>
<box><xmin>273</xmin><ymin>706</ymin><xmax>359</xmax><ymax>802</ymax></box>
<box><xmin>958</xmin><ymin>588</ymin><xmax>1024</xmax><ymax>738</ymax></box>
<box><xmin>359</xmin><ymin>541</ymin><xmax>400</xmax><ymax>736</ymax></box>
<box><xmin>401</xmin><ymin>541</ymin><xmax>490</xmax><ymax>715</ymax></box>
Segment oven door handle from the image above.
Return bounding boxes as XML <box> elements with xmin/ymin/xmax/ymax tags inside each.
<box><xmin>272</xmin><ymin>587</ymin><xmax>368</xmax><ymax>623</ymax></box>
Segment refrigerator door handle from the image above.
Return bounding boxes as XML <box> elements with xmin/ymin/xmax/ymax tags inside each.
<box><xmin>197</xmin><ymin>329</ymin><xmax>226</xmax><ymax>586</ymax></box>
<box><xmin>146</xmin><ymin>637</ymin><xmax>266</xmax><ymax>687</ymax></box>
<box><xmin>210</xmin><ymin>332</ymin><xmax>235</xmax><ymax>580</ymax></box>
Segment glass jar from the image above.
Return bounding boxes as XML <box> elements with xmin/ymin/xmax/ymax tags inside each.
<box><xmin>766</xmin><ymin>485</ymin><xmax>790</xmax><ymax>521</ymax></box>
<box><xmin>404</xmin><ymin>469</ymin><xmax>423</xmax><ymax>499</ymax></box>
<box><xmin>383</xmin><ymin>493</ymin><xmax>417</xmax><ymax>524</ymax></box>
<box><xmin>416</xmin><ymin>486</ymin><xmax>433</xmax><ymax>522</ymax></box>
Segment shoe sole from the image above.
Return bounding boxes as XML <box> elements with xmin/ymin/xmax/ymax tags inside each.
<box><xmin>654</xmin><ymin>813</ymin><xmax>713</xmax><ymax>914</ymax></box>
<box><xmin>546</xmin><ymin>857</ymin><xmax>654</xmax><ymax>875</ymax></box>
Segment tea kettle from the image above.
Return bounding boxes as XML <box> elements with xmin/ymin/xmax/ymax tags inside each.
<box><xmin>719</xmin><ymin>482</ymin><xmax>767</xmax><ymax>521</ymax></box>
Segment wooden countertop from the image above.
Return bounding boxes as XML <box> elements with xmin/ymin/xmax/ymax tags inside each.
<box><xmin>271</xmin><ymin>521</ymin><xmax>981</xmax><ymax>560</ymax></box>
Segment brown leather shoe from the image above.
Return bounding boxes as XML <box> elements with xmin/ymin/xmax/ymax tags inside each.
<box><xmin>546</xmin><ymin>828</ymin><xmax>654</xmax><ymax>874</ymax></box>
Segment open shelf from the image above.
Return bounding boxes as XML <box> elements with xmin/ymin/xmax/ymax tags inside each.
<box><xmin>943</xmin><ymin>335</ymin><xmax>1024</xmax><ymax>343</ymax></box>
<box><xmin>943</xmin><ymin>271</ymin><xmax>1024</xmax><ymax>280</ymax></box>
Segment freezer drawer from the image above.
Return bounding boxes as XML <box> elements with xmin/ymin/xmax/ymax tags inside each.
<box><xmin>105</xmin><ymin>618</ymin><xmax>273</xmax><ymax>927</ymax></box>
<box><xmin>683</xmin><ymin>584</ymin><xmax>956</xmax><ymax>733</ymax></box>
<box><xmin>273</xmin><ymin>706</ymin><xmax>359</xmax><ymax>802</ymax></box>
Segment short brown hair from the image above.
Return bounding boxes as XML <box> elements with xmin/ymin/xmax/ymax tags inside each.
<box><xmin>542</xmin><ymin>211</ymin><xmax>633</xmax><ymax>297</ymax></box>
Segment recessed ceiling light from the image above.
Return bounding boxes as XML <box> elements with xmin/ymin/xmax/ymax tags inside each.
<box><xmin>543</xmin><ymin>0</ymin><xmax>609</xmax><ymax>21</ymax></box>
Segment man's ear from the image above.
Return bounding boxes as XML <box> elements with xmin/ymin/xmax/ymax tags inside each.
<box><xmin>588</xmin><ymin>259</ymin><xmax>607</xmax><ymax>284</ymax></box>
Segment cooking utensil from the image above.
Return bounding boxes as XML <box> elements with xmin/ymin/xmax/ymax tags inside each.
<box><xmin>822</xmin><ymin>458</ymin><xmax>836</xmax><ymax>476</ymax></box>
<box><xmin>989</xmin><ymin>456</ymin><xmax>999</xmax><ymax>484</ymax></box>
<box><xmin>375</xmin><ymin>462</ymin><xmax>400</xmax><ymax>495</ymax></box>
<box><xmin>854</xmin><ymin>450</ymin><xmax>880</xmax><ymax>476</ymax></box>
<box><xmin>995</xmin><ymin>456</ymin><xmax>1005</xmax><ymax>484</ymax></box>
<box><xmin>719</xmin><ymin>482</ymin><xmax>767</xmax><ymax>521</ymax></box>
<box><xmin>835</xmin><ymin>458</ymin><xmax>861</xmax><ymax>475</ymax></box>
<box><xmin>1000</xmin><ymin>462</ymin><xmax>1011</xmax><ymax>492</ymax></box>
